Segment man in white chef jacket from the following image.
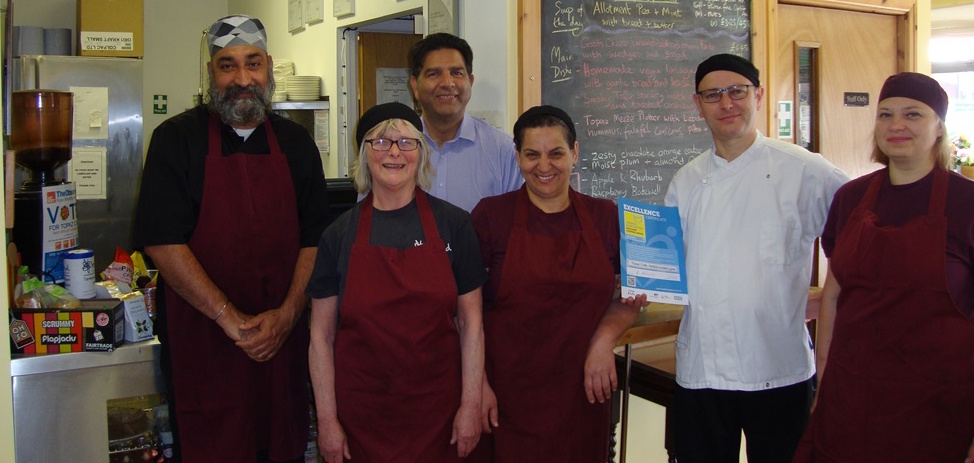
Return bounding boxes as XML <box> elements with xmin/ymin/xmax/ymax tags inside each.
<box><xmin>663</xmin><ymin>53</ymin><xmax>848</xmax><ymax>463</ymax></box>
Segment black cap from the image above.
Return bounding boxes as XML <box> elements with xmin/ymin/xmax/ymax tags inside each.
<box><xmin>695</xmin><ymin>54</ymin><xmax>760</xmax><ymax>90</ymax></box>
<box><xmin>879</xmin><ymin>72</ymin><xmax>948</xmax><ymax>121</ymax></box>
<box><xmin>513</xmin><ymin>105</ymin><xmax>576</xmax><ymax>141</ymax></box>
<box><xmin>355</xmin><ymin>102</ymin><xmax>423</xmax><ymax>148</ymax></box>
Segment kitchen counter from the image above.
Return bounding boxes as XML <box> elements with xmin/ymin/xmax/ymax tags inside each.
<box><xmin>10</xmin><ymin>338</ymin><xmax>165</xmax><ymax>462</ymax></box>
<box><xmin>11</xmin><ymin>337</ymin><xmax>161</xmax><ymax>376</ymax></box>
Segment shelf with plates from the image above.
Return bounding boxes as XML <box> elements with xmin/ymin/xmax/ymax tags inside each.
<box><xmin>272</xmin><ymin>98</ymin><xmax>329</xmax><ymax>111</ymax></box>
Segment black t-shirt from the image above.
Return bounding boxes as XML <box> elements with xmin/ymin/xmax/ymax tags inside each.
<box><xmin>305</xmin><ymin>192</ymin><xmax>487</xmax><ymax>306</ymax></box>
<box><xmin>133</xmin><ymin>105</ymin><xmax>330</xmax><ymax>248</ymax></box>
<box><xmin>823</xmin><ymin>168</ymin><xmax>974</xmax><ymax>319</ymax></box>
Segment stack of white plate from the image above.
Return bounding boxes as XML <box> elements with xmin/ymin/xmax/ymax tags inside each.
<box><xmin>285</xmin><ymin>75</ymin><xmax>321</xmax><ymax>101</ymax></box>
<box><xmin>272</xmin><ymin>59</ymin><xmax>293</xmax><ymax>102</ymax></box>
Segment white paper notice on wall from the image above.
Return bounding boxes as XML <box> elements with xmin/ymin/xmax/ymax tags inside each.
<box><xmin>305</xmin><ymin>0</ymin><xmax>325</xmax><ymax>24</ymax></box>
<box><xmin>314</xmin><ymin>110</ymin><xmax>329</xmax><ymax>153</ymax></box>
<box><xmin>376</xmin><ymin>68</ymin><xmax>412</xmax><ymax>105</ymax></box>
<box><xmin>68</xmin><ymin>147</ymin><xmax>107</xmax><ymax>200</ymax></box>
<box><xmin>288</xmin><ymin>0</ymin><xmax>305</xmax><ymax>32</ymax></box>
<box><xmin>334</xmin><ymin>0</ymin><xmax>354</xmax><ymax>17</ymax></box>
<box><xmin>70</xmin><ymin>86</ymin><xmax>109</xmax><ymax>140</ymax></box>
<box><xmin>428</xmin><ymin>0</ymin><xmax>458</xmax><ymax>35</ymax></box>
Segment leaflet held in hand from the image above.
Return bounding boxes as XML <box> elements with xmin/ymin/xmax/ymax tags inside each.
<box><xmin>619</xmin><ymin>198</ymin><xmax>688</xmax><ymax>305</ymax></box>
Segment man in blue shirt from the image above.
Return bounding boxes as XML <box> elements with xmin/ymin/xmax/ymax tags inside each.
<box><xmin>408</xmin><ymin>33</ymin><xmax>522</xmax><ymax>212</ymax></box>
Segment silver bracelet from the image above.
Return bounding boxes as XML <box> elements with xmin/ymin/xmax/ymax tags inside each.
<box><xmin>214</xmin><ymin>300</ymin><xmax>229</xmax><ymax>321</ymax></box>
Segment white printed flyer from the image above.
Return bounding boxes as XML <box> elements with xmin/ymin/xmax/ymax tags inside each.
<box><xmin>618</xmin><ymin>198</ymin><xmax>688</xmax><ymax>305</ymax></box>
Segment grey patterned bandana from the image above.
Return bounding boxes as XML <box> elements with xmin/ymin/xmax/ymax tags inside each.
<box><xmin>207</xmin><ymin>15</ymin><xmax>267</xmax><ymax>57</ymax></box>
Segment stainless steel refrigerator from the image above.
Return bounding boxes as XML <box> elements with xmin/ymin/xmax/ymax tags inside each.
<box><xmin>12</xmin><ymin>55</ymin><xmax>143</xmax><ymax>271</ymax></box>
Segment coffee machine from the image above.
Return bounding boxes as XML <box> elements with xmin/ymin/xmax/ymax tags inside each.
<box><xmin>10</xmin><ymin>89</ymin><xmax>78</xmax><ymax>283</ymax></box>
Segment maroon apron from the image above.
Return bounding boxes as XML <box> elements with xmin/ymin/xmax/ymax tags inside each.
<box><xmin>794</xmin><ymin>168</ymin><xmax>974</xmax><ymax>462</ymax></box>
<box><xmin>482</xmin><ymin>189</ymin><xmax>616</xmax><ymax>462</ymax></box>
<box><xmin>163</xmin><ymin>115</ymin><xmax>309</xmax><ymax>462</ymax></box>
<box><xmin>333</xmin><ymin>189</ymin><xmax>463</xmax><ymax>462</ymax></box>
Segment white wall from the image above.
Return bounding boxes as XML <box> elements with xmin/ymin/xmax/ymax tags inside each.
<box><xmin>461</xmin><ymin>0</ymin><xmax>514</xmax><ymax>131</ymax></box>
<box><xmin>143</xmin><ymin>0</ymin><xmax>228</xmax><ymax>144</ymax></box>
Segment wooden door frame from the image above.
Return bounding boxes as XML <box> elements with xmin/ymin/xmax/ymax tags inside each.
<box><xmin>765</xmin><ymin>0</ymin><xmax>919</xmax><ymax>136</ymax></box>
<box><xmin>517</xmin><ymin>0</ymin><xmax>921</xmax><ymax>137</ymax></box>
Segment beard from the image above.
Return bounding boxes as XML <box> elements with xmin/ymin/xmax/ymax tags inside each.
<box><xmin>207</xmin><ymin>73</ymin><xmax>276</xmax><ymax>127</ymax></box>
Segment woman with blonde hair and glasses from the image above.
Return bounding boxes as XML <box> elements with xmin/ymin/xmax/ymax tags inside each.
<box><xmin>307</xmin><ymin>102</ymin><xmax>486</xmax><ymax>462</ymax></box>
<box><xmin>794</xmin><ymin>73</ymin><xmax>974</xmax><ymax>463</ymax></box>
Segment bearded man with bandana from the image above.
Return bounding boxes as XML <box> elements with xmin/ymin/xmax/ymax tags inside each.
<box><xmin>133</xmin><ymin>14</ymin><xmax>330</xmax><ymax>463</ymax></box>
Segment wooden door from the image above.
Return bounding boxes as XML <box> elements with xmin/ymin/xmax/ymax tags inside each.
<box><xmin>357</xmin><ymin>32</ymin><xmax>423</xmax><ymax>117</ymax></box>
<box><xmin>777</xmin><ymin>5</ymin><xmax>900</xmax><ymax>289</ymax></box>
<box><xmin>776</xmin><ymin>5</ymin><xmax>899</xmax><ymax>181</ymax></box>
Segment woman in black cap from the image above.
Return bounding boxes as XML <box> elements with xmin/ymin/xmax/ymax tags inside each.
<box><xmin>794</xmin><ymin>73</ymin><xmax>974</xmax><ymax>462</ymax></box>
<box><xmin>468</xmin><ymin>105</ymin><xmax>646</xmax><ymax>462</ymax></box>
<box><xmin>306</xmin><ymin>102</ymin><xmax>486</xmax><ymax>462</ymax></box>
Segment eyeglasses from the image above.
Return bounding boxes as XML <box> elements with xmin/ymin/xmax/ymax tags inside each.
<box><xmin>696</xmin><ymin>85</ymin><xmax>753</xmax><ymax>104</ymax></box>
<box><xmin>364</xmin><ymin>138</ymin><xmax>421</xmax><ymax>151</ymax></box>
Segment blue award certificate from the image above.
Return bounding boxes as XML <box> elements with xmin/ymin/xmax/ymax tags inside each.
<box><xmin>618</xmin><ymin>198</ymin><xmax>688</xmax><ymax>305</ymax></box>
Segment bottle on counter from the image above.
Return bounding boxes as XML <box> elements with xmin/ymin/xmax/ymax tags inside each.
<box><xmin>64</xmin><ymin>248</ymin><xmax>96</xmax><ymax>299</ymax></box>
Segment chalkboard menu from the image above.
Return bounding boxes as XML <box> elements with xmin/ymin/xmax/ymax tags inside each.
<box><xmin>542</xmin><ymin>0</ymin><xmax>751</xmax><ymax>204</ymax></box>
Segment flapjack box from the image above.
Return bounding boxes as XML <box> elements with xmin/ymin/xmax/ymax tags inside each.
<box><xmin>9</xmin><ymin>298</ymin><xmax>125</xmax><ymax>355</ymax></box>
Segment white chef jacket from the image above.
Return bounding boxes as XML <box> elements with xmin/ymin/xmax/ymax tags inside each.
<box><xmin>664</xmin><ymin>133</ymin><xmax>848</xmax><ymax>391</ymax></box>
